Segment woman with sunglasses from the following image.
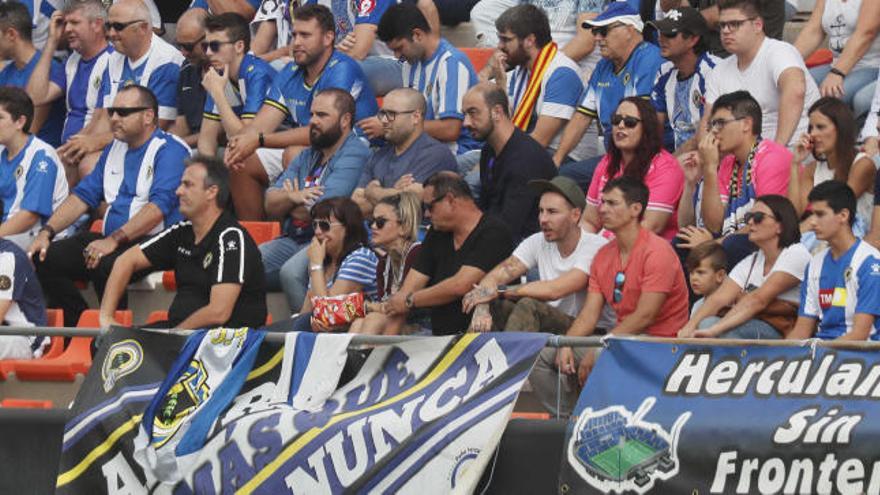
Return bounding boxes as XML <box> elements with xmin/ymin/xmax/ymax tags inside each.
<box><xmin>679</xmin><ymin>195</ymin><xmax>811</xmax><ymax>339</ymax></box>
<box><xmin>349</xmin><ymin>192</ymin><xmax>424</xmax><ymax>335</ymax></box>
<box><xmin>788</xmin><ymin>97</ymin><xmax>876</xmax><ymax>238</ymax></box>
<box><xmin>293</xmin><ymin>197</ymin><xmax>378</xmax><ymax>332</ymax></box>
<box><xmin>583</xmin><ymin>97</ymin><xmax>684</xmax><ymax>241</ymax></box>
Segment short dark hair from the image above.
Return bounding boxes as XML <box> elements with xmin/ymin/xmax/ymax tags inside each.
<box><xmin>712</xmin><ymin>90</ymin><xmax>762</xmax><ymax>136</ymax></box>
<box><xmin>686</xmin><ymin>242</ymin><xmax>727</xmax><ymax>272</ymax></box>
<box><xmin>602</xmin><ymin>176</ymin><xmax>649</xmax><ymax>220</ymax></box>
<box><xmin>316</xmin><ymin>88</ymin><xmax>355</xmax><ymax>128</ymax></box>
<box><xmin>186</xmin><ymin>154</ymin><xmax>230</xmax><ymax>208</ymax></box>
<box><xmin>0</xmin><ymin>87</ymin><xmax>34</xmax><ymax>133</ymax></box>
<box><xmin>292</xmin><ymin>4</ymin><xmax>335</xmax><ymax>37</ymax></box>
<box><xmin>808</xmin><ymin>180</ymin><xmax>857</xmax><ymax>227</ymax></box>
<box><xmin>377</xmin><ymin>3</ymin><xmax>431</xmax><ymax>43</ymax></box>
<box><xmin>0</xmin><ymin>2</ymin><xmax>33</xmax><ymax>42</ymax></box>
<box><xmin>117</xmin><ymin>84</ymin><xmax>158</xmax><ymax>123</ymax></box>
<box><xmin>310</xmin><ymin>197</ymin><xmax>368</xmax><ymax>268</ymax></box>
<box><xmin>204</xmin><ymin>12</ymin><xmax>250</xmax><ymax>52</ymax></box>
<box><xmin>717</xmin><ymin>0</ymin><xmax>762</xmax><ymax>18</ymax></box>
<box><xmin>495</xmin><ymin>4</ymin><xmax>552</xmax><ymax>47</ymax></box>
<box><xmin>424</xmin><ymin>171</ymin><xmax>474</xmax><ymax>201</ymax></box>
<box><xmin>475</xmin><ymin>84</ymin><xmax>510</xmax><ymax>118</ymax></box>
<box><xmin>682</xmin><ymin>32</ymin><xmax>708</xmax><ymax>55</ymax></box>
<box><xmin>755</xmin><ymin>195</ymin><xmax>801</xmax><ymax>248</ymax></box>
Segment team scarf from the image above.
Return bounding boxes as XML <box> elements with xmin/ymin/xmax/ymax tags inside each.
<box><xmin>512</xmin><ymin>42</ymin><xmax>558</xmax><ymax>130</ymax></box>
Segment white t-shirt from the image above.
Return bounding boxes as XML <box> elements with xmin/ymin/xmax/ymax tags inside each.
<box><xmin>512</xmin><ymin>229</ymin><xmax>607</xmax><ymax>317</ymax></box>
<box><xmin>728</xmin><ymin>243</ymin><xmax>811</xmax><ymax>303</ymax></box>
<box><xmin>823</xmin><ymin>0</ymin><xmax>880</xmax><ymax>71</ymax></box>
<box><xmin>705</xmin><ymin>38</ymin><xmax>820</xmax><ymax>147</ymax></box>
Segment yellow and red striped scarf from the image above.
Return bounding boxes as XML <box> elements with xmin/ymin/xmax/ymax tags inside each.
<box><xmin>512</xmin><ymin>42</ymin><xmax>557</xmax><ymax>130</ymax></box>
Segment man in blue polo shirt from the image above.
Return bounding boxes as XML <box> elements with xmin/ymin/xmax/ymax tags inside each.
<box><xmin>0</xmin><ymin>88</ymin><xmax>67</xmax><ymax>251</ymax></box>
<box><xmin>29</xmin><ymin>85</ymin><xmax>189</xmax><ymax>327</ymax></box>
<box><xmin>0</xmin><ymin>238</ymin><xmax>48</xmax><ymax>360</ymax></box>
<box><xmin>552</xmin><ymin>2</ymin><xmax>665</xmax><ymax>191</ymax></box>
<box><xmin>223</xmin><ymin>3</ymin><xmax>378</xmax><ymax>220</ymax></box>
<box><xmin>196</xmin><ymin>12</ymin><xmax>276</xmax><ymax>156</ymax></box>
<box><xmin>792</xmin><ymin>181</ymin><xmax>880</xmax><ymax>341</ymax></box>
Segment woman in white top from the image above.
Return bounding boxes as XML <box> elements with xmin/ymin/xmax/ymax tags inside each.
<box><xmin>679</xmin><ymin>196</ymin><xmax>811</xmax><ymax>339</ymax></box>
<box><xmin>794</xmin><ymin>0</ymin><xmax>880</xmax><ymax>120</ymax></box>
<box><xmin>788</xmin><ymin>97</ymin><xmax>876</xmax><ymax>237</ymax></box>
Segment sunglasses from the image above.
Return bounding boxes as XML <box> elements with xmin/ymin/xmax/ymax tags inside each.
<box><xmin>423</xmin><ymin>194</ymin><xmax>445</xmax><ymax>213</ymax></box>
<box><xmin>613</xmin><ymin>271</ymin><xmax>626</xmax><ymax>304</ymax></box>
<box><xmin>611</xmin><ymin>114</ymin><xmax>641</xmax><ymax>129</ymax></box>
<box><xmin>371</xmin><ymin>216</ymin><xmax>395</xmax><ymax>229</ymax></box>
<box><xmin>105</xmin><ymin>19</ymin><xmax>146</xmax><ymax>32</ymax></box>
<box><xmin>312</xmin><ymin>220</ymin><xmax>342</xmax><ymax>232</ymax></box>
<box><xmin>201</xmin><ymin>40</ymin><xmax>236</xmax><ymax>53</ymax></box>
<box><xmin>106</xmin><ymin>106</ymin><xmax>149</xmax><ymax>117</ymax></box>
<box><xmin>744</xmin><ymin>211</ymin><xmax>775</xmax><ymax>224</ymax></box>
<box><xmin>176</xmin><ymin>35</ymin><xmax>205</xmax><ymax>52</ymax></box>
<box><xmin>590</xmin><ymin>22</ymin><xmax>625</xmax><ymax>37</ymax></box>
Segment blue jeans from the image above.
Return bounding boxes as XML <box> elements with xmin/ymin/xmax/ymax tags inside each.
<box><xmin>558</xmin><ymin>155</ymin><xmax>602</xmax><ymax>194</ymax></box>
<box><xmin>698</xmin><ymin>316</ymin><xmax>781</xmax><ymax>340</ymax></box>
<box><xmin>359</xmin><ymin>56</ymin><xmax>403</xmax><ymax>97</ymax></box>
<box><xmin>260</xmin><ymin>236</ymin><xmax>311</xmax><ymax>312</ymax></box>
<box><xmin>810</xmin><ymin>64</ymin><xmax>878</xmax><ymax>121</ymax></box>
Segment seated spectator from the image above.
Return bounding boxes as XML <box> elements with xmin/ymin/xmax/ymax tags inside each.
<box><xmin>464</xmin><ymin>83</ymin><xmax>557</xmax><ymax>241</ymax></box>
<box><xmin>25</xmin><ymin>0</ymin><xmax>112</xmax><ymax>177</ymax></box>
<box><xmin>685</xmin><ymin>241</ymin><xmax>727</xmax><ymax>316</ymax></box>
<box><xmin>13</xmin><ymin>0</ymin><xmax>61</xmax><ymax>50</ymax></box>
<box><xmin>790</xmin><ymin>181</ymin><xmax>880</xmax><ymax>341</ymax></box>
<box><xmin>372</xmin><ymin>3</ymin><xmax>479</xmax><ymax>156</ymax></box>
<box><xmin>28</xmin><ymin>85</ymin><xmax>189</xmax><ymax>327</ymax></box>
<box><xmin>703</xmin><ymin>0</ymin><xmax>819</xmax><ymax>147</ymax></box>
<box><xmin>350</xmin><ymin>192</ymin><xmax>423</xmax><ymax>335</ymax></box>
<box><xmin>0</xmin><ymin>88</ymin><xmax>67</xmax><ymax>250</ymax></box>
<box><xmin>384</xmin><ymin>172</ymin><xmax>514</xmax><ymax>335</ymax></box>
<box><xmin>690</xmin><ymin>0</ymin><xmax>786</xmax><ymax>58</ymax></box>
<box><xmin>197</xmin><ymin>12</ymin><xmax>277</xmax><ymax>157</ymax></box>
<box><xmin>649</xmin><ymin>7</ymin><xmax>719</xmax><ymax>154</ymax></box>
<box><xmin>479</xmin><ymin>5</ymin><xmax>585</xmax><ymax>159</ymax></box>
<box><xmin>531</xmin><ymin>177</ymin><xmax>689</xmax><ymax>417</ymax></box>
<box><xmin>169</xmin><ymin>8</ymin><xmax>209</xmax><ymax>148</ymax></box>
<box><xmin>583</xmin><ymin>97</ymin><xmax>685</xmax><ymax>241</ymax></box>
<box><xmin>680</xmin><ymin>196</ymin><xmax>810</xmax><ymax>339</ymax></box>
<box><xmin>59</xmin><ymin>0</ymin><xmax>184</xmax><ymax>180</ymax></box>
<box><xmin>260</xmin><ymin>89</ymin><xmax>370</xmax><ymax>313</ymax></box>
<box><xmin>788</xmin><ymin>97</ymin><xmax>876</xmax><ymax>237</ymax></box>
<box><xmin>793</xmin><ymin>0</ymin><xmax>880</xmax><ymax>123</ymax></box>
<box><xmin>291</xmin><ymin>197</ymin><xmax>379</xmax><ymax>332</ymax></box>
<box><xmin>224</xmin><ymin>4</ymin><xmax>378</xmax><ymax>220</ymax></box>
<box><xmin>100</xmin><ymin>155</ymin><xmax>267</xmax><ymax>329</ymax></box>
<box><xmin>352</xmin><ymin>88</ymin><xmax>457</xmax><ymax>217</ymax></box>
<box><xmin>0</xmin><ymin>238</ymin><xmax>48</xmax><ymax>360</ymax></box>
<box><xmin>0</xmin><ymin>2</ymin><xmax>64</xmax><ymax>147</ymax></box>
<box><xmin>677</xmin><ymin>91</ymin><xmax>791</xmax><ymax>267</ymax></box>
<box><xmin>553</xmin><ymin>3</ymin><xmax>665</xmax><ymax>191</ymax></box>
<box><xmin>463</xmin><ymin>176</ymin><xmax>610</xmax><ymax>334</ymax></box>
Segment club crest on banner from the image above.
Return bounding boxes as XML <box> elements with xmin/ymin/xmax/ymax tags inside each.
<box><xmin>102</xmin><ymin>339</ymin><xmax>144</xmax><ymax>392</ymax></box>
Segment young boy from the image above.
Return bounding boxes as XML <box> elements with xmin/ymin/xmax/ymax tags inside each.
<box><xmin>686</xmin><ymin>241</ymin><xmax>727</xmax><ymax>317</ymax></box>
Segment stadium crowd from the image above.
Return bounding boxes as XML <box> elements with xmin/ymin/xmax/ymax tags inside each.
<box><xmin>0</xmin><ymin>0</ymin><xmax>879</xmax><ymax>415</ymax></box>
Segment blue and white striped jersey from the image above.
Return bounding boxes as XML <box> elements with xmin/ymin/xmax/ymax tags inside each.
<box><xmin>203</xmin><ymin>52</ymin><xmax>277</xmax><ymax>121</ymax></box>
<box><xmin>651</xmin><ymin>52</ymin><xmax>718</xmax><ymax>150</ymax></box>
<box><xmin>800</xmin><ymin>239</ymin><xmax>880</xmax><ymax>340</ymax></box>
<box><xmin>0</xmin><ymin>237</ymin><xmax>47</xmax><ymax>358</ymax></box>
<box><xmin>60</xmin><ymin>46</ymin><xmax>113</xmax><ymax>142</ymax></box>
<box><xmin>72</xmin><ymin>129</ymin><xmax>189</xmax><ymax>236</ymax></box>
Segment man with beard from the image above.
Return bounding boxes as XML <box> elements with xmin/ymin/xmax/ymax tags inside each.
<box><xmin>480</xmin><ymin>4</ymin><xmax>585</xmax><ymax>160</ymax></box>
<box><xmin>464</xmin><ymin>83</ymin><xmax>556</xmax><ymax>241</ymax></box>
<box><xmin>222</xmin><ymin>3</ymin><xmax>377</xmax><ymax>220</ymax></box>
<box><xmin>258</xmin><ymin>88</ymin><xmax>370</xmax><ymax>313</ymax></box>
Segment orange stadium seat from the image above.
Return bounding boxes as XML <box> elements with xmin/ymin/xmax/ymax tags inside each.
<box><xmin>89</xmin><ymin>219</ymin><xmax>103</xmax><ymax>233</ymax></box>
<box><xmin>805</xmin><ymin>48</ymin><xmax>833</xmax><ymax>68</ymax></box>
<box><xmin>461</xmin><ymin>47</ymin><xmax>493</xmax><ymax>73</ymax></box>
<box><xmin>42</xmin><ymin>309</ymin><xmax>66</xmax><ymax>359</ymax></box>
<box><xmin>0</xmin><ymin>398</ymin><xmax>53</xmax><ymax>409</ymax></box>
<box><xmin>146</xmin><ymin>310</ymin><xmax>168</xmax><ymax>324</ymax></box>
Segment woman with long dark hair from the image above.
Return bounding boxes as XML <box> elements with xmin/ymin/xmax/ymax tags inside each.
<box><xmin>582</xmin><ymin>97</ymin><xmax>684</xmax><ymax>240</ymax></box>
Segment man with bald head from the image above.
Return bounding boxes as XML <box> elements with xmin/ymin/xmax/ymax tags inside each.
<box><xmin>463</xmin><ymin>82</ymin><xmax>556</xmax><ymax>241</ymax></box>
<box><xmin>353</xmin><ymin>88</ymin><xmax>457</xmax><ymax>216</ymax></box>
<box><xmin>170</xmin><ymin>8</ymin><xmax>208</xmax><ymax>147</ymax></box>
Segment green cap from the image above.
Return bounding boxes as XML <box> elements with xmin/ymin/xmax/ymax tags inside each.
<box><xmin>528</xmin><ymin>176</ymin><xmax>586</xmax><ymax>210</ymax></box>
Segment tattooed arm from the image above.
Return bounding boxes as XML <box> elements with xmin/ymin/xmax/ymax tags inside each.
<box><xmin>462</xmin><ymin>256</ymin><xmax>529</xmax><ymax>314</ymax></box>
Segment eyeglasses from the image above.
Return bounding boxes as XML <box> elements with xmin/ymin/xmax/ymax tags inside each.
<box><xmin>106</xmin><ymin>106</ymin><xmax>149</xmax><ymax>117</ymax></box>
<box><xmin>312</xmin><ymin>220</ymin><xmax>342</xmax><ymax>232</ymax></box>
<box><xmin>718</xmin><ymin>17</ymin><xmax>756</xmax><ymax>32</ymax></box>
<box><xmin>613</xmin><ymin>271</ymin><xmax>626</xmax><ymax>303</ymax></box>
<box><xmin>590</xmin><ymin>22</ymin><xmax>625</xmax><ymax>37</ymax></box>
<box><xmin>201</xmin><ymin>40</ymin><xmax>236</xmax><ymax>53</ymax></box>
<box><xmin>377</xmin><ymin>109</ymin><xmax>416</xmax><ymax>122</ymax></box>
<box><xmin>176</xmin><ymin>35</ymin><xmax>205</xmax><ymax>52</ymax></box>
<box><xmin>423</xmin><ymin>194</ymin><xmax>446</xmax><ymax>213</ymax></box>
<box><xmin>611</xmin><ymin>114</ymin><xmax>641</xmax><ymax>128</ymax></box>
<box><xmin>707</xmin><ymin>117</ymin><xmax>744</xmax><ymax>132</ymax></box>
<box><xmin>105</xmin><ymin>19</ymin><xmax>146</xmax><ymax>32</ymax></box>
<box><xmin>744</xmin><ymin>211</ymin><xmax>775</xmax><ymax>224</ymax></box>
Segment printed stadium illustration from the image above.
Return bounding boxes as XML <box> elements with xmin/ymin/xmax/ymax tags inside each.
<box><xmin>567</xmin><ymin>397</ymin><xmax>690</xmax><ymax>493</ymax></box>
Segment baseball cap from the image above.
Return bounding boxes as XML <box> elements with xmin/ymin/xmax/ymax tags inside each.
<box><xmin>582</xmin><ymin>2</ymin><xmax>644</xmax><ymax>32</ymax></box>
<box><xmin>528</xmin><ymin>176</ymin><xmax>587</xmax><ymax>210</ymax></box>
<box><xmin>647</xmin><ymin>7</ymin><xmax>708</xmax><ymax>36</ymax></box>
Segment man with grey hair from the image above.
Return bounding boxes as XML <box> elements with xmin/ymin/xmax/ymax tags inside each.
<box><xmin>352</xmin><ymin>87</ymin><xmax>457</xmax><ymax>216</ymax></box>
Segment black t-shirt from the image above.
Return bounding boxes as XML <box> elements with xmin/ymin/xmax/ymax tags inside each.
<box><xmin>478</xmin><ymin>128</ymin><xmax>556</xmax><ymax>241</ymax></box>
<box><xmin>412</xmin><ymin>215</ymin><xmax>513</xmax><ymax>335</ymax></box>
<box><xmin>140</xmin><ymin>212</ymin><xmax>267</xmax><ymax>328</ymax></box>
<box><xmin>177</xmin><ymin>62</ymin><xmax>207</xmax><ymax>135</ymax></box>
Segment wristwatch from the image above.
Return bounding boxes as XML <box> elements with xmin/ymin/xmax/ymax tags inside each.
<box><xmin>405</xmin><ymin>292</ymin><xmax>415</xmax><ymax>309</ymax></box>
<box><xmin>39</xmin><ymin>224</ymin><xmax>56</xmax><ymax>240</ymax></box>
<box><xmin>497</xmin><ymin>284</ymin><xmax>508</xmax><ymax>299</ymax></box>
